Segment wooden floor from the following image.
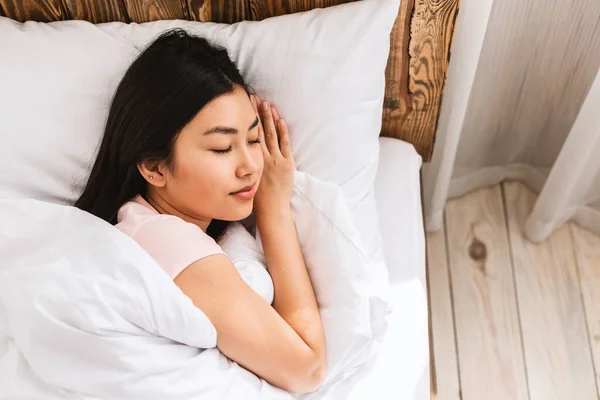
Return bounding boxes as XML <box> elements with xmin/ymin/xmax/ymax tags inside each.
<box><xmin>427</xmin><ymin>181</ymin><xmax>600</xmax><ymax>400</ymax></box>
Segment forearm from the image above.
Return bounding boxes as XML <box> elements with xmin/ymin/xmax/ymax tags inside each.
<box><xmin>257</xmin><ymin>206</ymin><xmax>326</xmax><ymax>364</ymax></box>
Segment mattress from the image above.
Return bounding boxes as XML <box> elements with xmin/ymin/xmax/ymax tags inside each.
<box><xmin>347</xmin><ymin>137</ymin><xmax>429</xmax><ymax>399</ymax></box>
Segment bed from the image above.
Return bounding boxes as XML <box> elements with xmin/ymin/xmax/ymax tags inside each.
<box><xmin>0</xmin><ymin>1</ymin><xmax>458</xmax><ymax>398</ymax></box>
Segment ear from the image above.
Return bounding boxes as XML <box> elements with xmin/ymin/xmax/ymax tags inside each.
<box><xmin>137</xmin><ymin>160</ymin><xmax>168</xmax><ymax>188</ymax></box>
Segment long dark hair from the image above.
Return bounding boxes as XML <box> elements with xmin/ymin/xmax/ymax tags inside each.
<box><xmin>75</xmin><ymin>28</ymin><xmax>250</xmax><ymax>240</ymax></box>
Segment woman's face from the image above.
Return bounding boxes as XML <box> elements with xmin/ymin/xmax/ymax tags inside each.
<box><xmin>146</xmin><ymin>85</ymin><xmax>264</xmax><ymax>230</ymax></box>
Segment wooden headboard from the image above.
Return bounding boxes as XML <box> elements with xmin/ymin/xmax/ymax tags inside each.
<box><xmin>0</xmin><ymin>0</ymin><xmax>458</xmax><ymax>162</ymax></box>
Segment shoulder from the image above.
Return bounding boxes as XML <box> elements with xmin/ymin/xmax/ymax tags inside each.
<box><xmin>115</xmin><ymin>195</ymin><xmax>224</xmax><ymax>279</ymax></box>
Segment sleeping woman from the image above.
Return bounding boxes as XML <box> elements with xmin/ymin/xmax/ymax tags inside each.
<box><xmin>74</xmin><ymin>28</ymin><xmax>326</xmax><ymax>394</ymax></box>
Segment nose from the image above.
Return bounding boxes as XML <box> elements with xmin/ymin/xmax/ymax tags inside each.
<box><xmin>235</xmin><ymin>146</ymin><xmax>260</xmax><ymax>178</ymax></box>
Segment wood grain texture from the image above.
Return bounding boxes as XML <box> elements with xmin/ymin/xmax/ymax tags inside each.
<box><xmin>380</xmin><ymin>0</ymin><xmax>414</xmax><ymax>156</ymax></box>
<box><xmin>123</xmin><ymin>0</ymin><xmax>187</xmax><ymax>23</ymax></box>
<box><xmin>61</xmin><ymin>0</ymin><xmax>128</xmax><ymax>22</ymax></box>
<box><xmin>426</xmin><ymin>225</ymin><xmax>461</xmax><ymax>399</ymax></box>
<box><xmin>504</xmin><ymin>181</ymin><xmax>597</xmax><ymax>400</ymax></box>
<box><xmin>445</xmin><ymin>185</ymin><xmax>528</xmax><ymax>400</ymax></box>
<box><xmin>249</xmin><ymin>0</ymin><xmax>354</xmax><ymax>20</ymax></box>
<box><xmin>188</xmin><ymin>0</ymin><xmax>249</xmax><ymax>23</ymax></box>
<box><xmin>381</xmin><ymin>0</ymin><xmax>458</xmax><ymax>161</ymax></box>
<box><xmin>570</xmin><ymin>223</ymin><xmax>600</xmax><ymax>397</ymax></box>
<box><xmin>0</xmin><ymin>0</ymin><xmax>66</xmax><ymax>21</ymax></box>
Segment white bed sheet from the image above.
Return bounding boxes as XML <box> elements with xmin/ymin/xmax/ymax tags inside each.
<box><xmin>347</xmin><ymin>137</ymin><xmax>429</xmax><ymax>400</ymax></box>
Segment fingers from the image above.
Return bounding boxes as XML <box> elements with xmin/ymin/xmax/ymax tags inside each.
<box><xmin>252</xmin><ymin>94</ymin><xmax>292</xmax><ymax>159</ymax></box>
<box><xmin>259</xmin><ymin>101</ymin><xmax>281</xmax><ymax>157</ymax></box>
<box><xmin>250</xmin><ymin>95</ymin><xmax>269</xmax><ymax>154</ymax></box>
<box><xmin>271</xmin><ymin>106</ymin><xmax>280</xmax><ymax>124</ymax></box>
<box><xmin>277</xmin><ymin>119</ymin><xmax>292</xmax><ymax>158</ymax></box>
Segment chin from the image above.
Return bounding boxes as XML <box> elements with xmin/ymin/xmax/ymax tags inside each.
<box><xmin>221</xmin><ymin>205</ymin><xmax>254</xmax><ymax>222</ymax></box>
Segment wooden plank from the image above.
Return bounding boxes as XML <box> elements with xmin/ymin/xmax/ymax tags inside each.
<box><xmin>61</xmin><ymin>0</ymin><xmax>128</xmax><ymax>22</ymax></box>
<box><xmin>445</xmin><ymin>184</ymin><xmax>528</xmax><ymax>400</ymax></box>
<box><xmin>380</xmin><ymin>0</ymin><xmax>414</xmax><ymax>157</ymax></box>
<box><xmin>381</xmin><ymin>0</ymin><xmax>459</xmax><ymax>162</ymax></box>
<box><xmin>249</xmin><ymin>0</ymin><xmax>355</xmax><ymax>21</ymax></box>
<box><xmin>124</xmin><ymin>0</ymin><xmax>188</xmax><ymax>23</ymax></box>
<box><xmin>188</xmin><ymin>0</ymin><xmax>249</xmax><ymax>23</ymax></box>
<box><xmin>504</xmin><ymin>181</ymin><xmax>597</xmax><ymax>400</ymax></box>
<box><xmin>0</xmin><ymin>0</ymin><xmax>66</xmax><ymax>21</ymax></box>
<box><xmin>426</xmin><ymin>225</ymin><xmax>461</xmax><ymax>399</ymax></box>
<box><xmin>570</xmin><ymin>223</ymin><xmax>600</xmax><ymax>397</ymax></box>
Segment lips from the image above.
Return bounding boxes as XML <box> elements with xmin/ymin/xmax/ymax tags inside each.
<box><xmin>231</xmin><ymin>184</ymin><xmax>254</xmax><ymax>195</ymax></box>
<box><xmin>230</xmin><ymin>183</ymin><xmax>257</xmax><ymax>201</ymax></box>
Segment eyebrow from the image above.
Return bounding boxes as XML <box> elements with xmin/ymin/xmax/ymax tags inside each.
<box><xmin>203</xmin><ymin>116</ymin><xmax>259</xmax><ymax>136</ymax></box>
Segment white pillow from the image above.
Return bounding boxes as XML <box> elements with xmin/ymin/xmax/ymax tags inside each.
<box><xmin>0</xmin><ymin>0</ymin><xmax>399</xmax><ymax>263</ymax></box>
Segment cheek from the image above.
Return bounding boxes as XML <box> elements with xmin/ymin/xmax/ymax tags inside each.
<box><xmin>254</xmin><ymin>149</ymin><xmax>265</xmax><ymax>176</ymax></box>
<box><xmin>171</xmin><ymin>151</ymin><xmax>221</xmax><ymax>193</ymax></box>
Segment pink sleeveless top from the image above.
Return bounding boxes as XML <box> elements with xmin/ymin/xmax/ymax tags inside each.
<box><xmin>115</xmin><ymin>195</ymin><xmax>224</xmax><ymax>279</ymax></box>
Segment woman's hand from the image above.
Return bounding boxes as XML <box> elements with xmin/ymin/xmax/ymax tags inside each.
<box><xmin>247</xmin><ymin>95</ymin><xmax>327</xmax><ymax>386</ymax></box>
<box><xmin>251</xmin><ymin>93</ymin><xmax>296</xmax><ymax>220</ymax></box>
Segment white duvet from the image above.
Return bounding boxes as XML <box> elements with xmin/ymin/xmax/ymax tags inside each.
<box><xmin>0</xmin><ymin>171</ymin><xmax>390</xmax><ymax>399</ymax></box>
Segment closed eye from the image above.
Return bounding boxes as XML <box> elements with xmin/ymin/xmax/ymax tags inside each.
<box><xmin>212</xmin><ymin>139</ymin><xmax>259</xmax><ymax>154</ymax></box>
<box><xmin>212</xmin><ymin>147</ymin><xmax>232</xmax><ymax>154</ymax></box>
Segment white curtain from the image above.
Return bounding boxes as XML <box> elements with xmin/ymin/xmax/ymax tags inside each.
<box><xmin>422</xmin><ymin>0</ymin><xmax>600</xmax><ymax>243</ymax></box>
